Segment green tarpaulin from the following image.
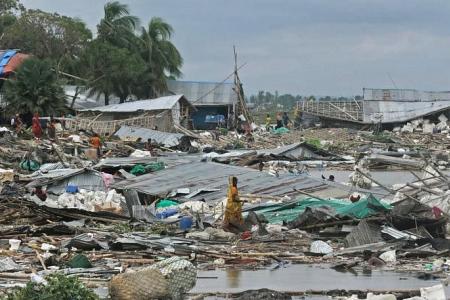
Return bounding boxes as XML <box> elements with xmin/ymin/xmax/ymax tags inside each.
<box><xmin>272</xmin><ymin>127</ymin><xmax>290</xmax><ymax>135</ymax></box>
<box><xmin>249</xmin><ymin>194</ymin><xmax>391</xmax><ymax>224</ymax></box>
<box><xmin>130</xmin><ymin>162</ymin><xmax>165</xmax><ymax>176</ymax></box>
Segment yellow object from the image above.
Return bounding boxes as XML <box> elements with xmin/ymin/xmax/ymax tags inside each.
<box><xmin>265</xmin><ymin>116</ymin><xmax>272</xmax><ymax>126</ymax></box>
<box><xmin>223</xmin><ymin>176</ymin><xmax>243</xmax><ymax>229</ymax></box>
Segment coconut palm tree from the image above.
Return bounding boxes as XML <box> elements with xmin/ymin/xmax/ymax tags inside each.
<box><xmin>4</xmin><ymin>58</ymin><xmax>66</xmax><ymax>116</ymax></box>
<box><xmin>97</xmin><ymin>1</ymin><xmax>139</xmax><ymax>48</ymax></box>
<box><xmin>137</xmin><ymin>17</ymin><xmax>183</xmax><ymax>98</ymax></box>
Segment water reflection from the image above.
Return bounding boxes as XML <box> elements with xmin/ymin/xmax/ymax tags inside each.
<box><xmin>226</xmin><ymin>268</ymin><xmax>241</xmax><ymax>288</ymax></box>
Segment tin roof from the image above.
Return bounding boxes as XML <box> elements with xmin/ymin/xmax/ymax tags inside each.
<box><xmin>112</xmin><ymin>161</ymin><xmax>327</xmax><ymax>203</ymax></box>
<box><xmin>81</xmin><ymin>95</ymin><xmax>190</xmax><ymax>113</ymax></box>
<box><xmin>167</xmin><ymin>80</ymin><xmax>237</xmax><ymax>106</ymax></box>
<box><xmin>114</xmin><ymin>126</ymin><xmax>188</xmax><ymax>147</ymax></box>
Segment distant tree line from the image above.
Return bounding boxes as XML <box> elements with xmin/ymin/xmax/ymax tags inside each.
<box><xmin>0</xmin><ymin>0</ymin><xmax>183</xmax><ymax>116</ymax></box>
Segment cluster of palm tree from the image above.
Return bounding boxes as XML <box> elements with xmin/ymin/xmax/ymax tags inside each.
<box><xmin>3</xmin><ymin>1</ymin><xmax>183</xmax><ymax>116</ymax></box>
<box><xmin>84</xmin><ymin>1</ymin><xmax>183</xmax><ymax>105</ymax></box>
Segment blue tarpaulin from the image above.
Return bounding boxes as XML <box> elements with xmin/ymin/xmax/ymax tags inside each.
<box><xmin>0</xmin><ymin>50</ymin><xmax>17</xmax><ymax>76</ymax></box>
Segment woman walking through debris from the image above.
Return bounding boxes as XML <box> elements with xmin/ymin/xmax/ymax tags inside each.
<box><xmin>32</xmin><ymin>112</ymin><xmax>42</xmax><ymax>139</ymax></box>
<box><xmin>223</xmin><ymin>176</ymin><xmax>246</xmax><ymax>233</ymax></box>
<box><xmin>90</xmin><ymin>133</ymin><xmax>102</xmax><ymax>158</ymax></box>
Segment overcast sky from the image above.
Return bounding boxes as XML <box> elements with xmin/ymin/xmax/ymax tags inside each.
<box><xmin>20</xmin><ymin>0</ymin><xmax>450</xmax><ymax>96</ymax></box>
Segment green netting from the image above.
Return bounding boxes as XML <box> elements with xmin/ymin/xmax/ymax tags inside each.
<box><xmin>156</xmin><ymin>199</ymin><xmax>179</xmax><ymax>209</ymax></box>
<box><xmin>251</xmin><ymin>194</ymin><xmax>391</xmax><ymax>224</ymax></box>
<box><xmin>130</xmin><ymin>162</ymin><xmax>165</xmax><ymax>176</ymax></box>
<box><xmin>272</xmin><ymin>127</ymin><xmax>290</xmax><ymax>135</ymax></box>
<box><xmin>19</xmin><ymin>159</ymin><xmax>40</xmax><ymax>171</ymax></box>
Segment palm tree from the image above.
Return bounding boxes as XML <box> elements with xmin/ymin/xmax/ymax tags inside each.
<box><xmin>97</xmin><ymin>1</ymin><xmax>139</xmax><ymax>48</ymax></box>
<box><xmin>137</xmin><ymin>17</ymin><xmax>183</xmax><ymax>98</ymax></box>
<box><xmin>4</xmin><ymin>58</ymin><xmax>66</xmax><ymax>116</ymax></box>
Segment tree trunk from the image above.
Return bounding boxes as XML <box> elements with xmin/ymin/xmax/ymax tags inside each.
<box><xmin>104</xmin><ymin>93</ymin><xmax>110</xmax><ymax>106</ymax></box>
<box><xmin>70</xmin><ymin>86</ymin><xmax>80</xmax><ymax>109</ymax></box>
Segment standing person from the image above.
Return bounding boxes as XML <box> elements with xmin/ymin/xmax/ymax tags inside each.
<box><xmin>265</xmin><ymin>113</ymin><xmax>272</xmax><ymax>131</ymax></box>
<box><xmin>275</xmin><ymin>112</ymin><xmax>283</xmax><ymax>129</ymax></box>
<box><xmin>223</xmin><ymin>176</ymin><xmax>246</xmax><ymax>233</ymax></box>
<box><xmin>145</xmin><ymin>138</ymin><xmax>158</xmax><ymax>156</ymax></box>
<box><xmin>47</xmin><ymin>117</ymin><xmax>56</xmax><ymax>141</ymax></box>
<box><xmin>294</xmin><ymin>107</ymin><xmax>302</xmax><ymax>129</ymax></box>
<box><xmin>14</xmin><ymin>114</ymin><xmax>23</xmax><ymax>134</ymax></box>
<box><xmin>32</xmin><ymin>112</ymin><xmax>43</xmax><ymax>140</ymax></box>
<box><xmin>90</xmin><ymin>133</ymin><xmax>102</xmax><ymax>158</ymax></box>
<box><xmin>282</xmin><ymin>112</ymin><xmax>291</xmax><ymax>128</ymax></box>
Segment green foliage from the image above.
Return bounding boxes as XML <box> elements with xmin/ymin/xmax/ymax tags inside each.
<box><xmin>3</xmin><ymin>274</ymin><xmax>98</xmax><ymax>300</ymax></box>
<box><xmin>0</xmin><ymin>0</ymin><xmax>24</xmax><ymax>13</ymax></box>
<box><xmin>0</xmin><ymin>0</ymin><xmax>23</xmax><ymax>38</ymax></box>
<box><xmin>2</xmin><ymin>9</ymin><xmax>92</xmax><ymax>62</ymax></box>
<box><xmin>306</xmin><ymin>138</ymin><xmax>322</xmax><ymax>149</ymax></box>
<box><xmin>136</xmin><ymin>17</ymin><xmax>183</xmax><ymax>98</ymax></box>
<box><xmin>97</xmin><ymin>1</ymin><xmax>139</xmax><ymax>48</ymax></box>
<box><xmin>1</xmin><ymin>1</ymin><xmax>183</xmax><ymax>106</ymax></box>
<box><xmin>4</xmin><ymin>58</ymin><xmax>66</xmax><ymax>116</ymax></box>
<box><xmin>364</xmin><ymin>132</ymin><xmax>393</xmax><ymax>143</ymax></box>
<box><xmin>82</xmin><ymin>40</ymin><xmax>146</xmax><ymax>104</ymax></box>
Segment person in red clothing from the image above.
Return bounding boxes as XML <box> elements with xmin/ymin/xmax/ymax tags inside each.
<box><xmin>32</xmin><ymin>112</ymin><xmax>43</xmax><ymax>139</ymax></box>
<box><xmin>90</xmin><ymin>133</ymin><xmax>102</xmax><ymax>158</ymax></box>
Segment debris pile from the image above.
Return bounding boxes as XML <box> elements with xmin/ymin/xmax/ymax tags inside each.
<box><xmin>1</xmin><ymin>119</ymin><xmax>450</xmax><ymax>299</ymax></box>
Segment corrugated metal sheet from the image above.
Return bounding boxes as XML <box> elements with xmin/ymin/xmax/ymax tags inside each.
<box><xmin>95</xmin><ymin>154</ymin><xmax>200</xmax><ymax>169</ymax></box>
<box><xmin>112</xmin><ymin>161</ymin><xmax>327</xmax><ymax>203</ymax></box>
<box><xmin>114</xmin><ymin>126</ymin><xmax>187</xmax><ymax>147</ymax></box>
<box><xmin>381</xmin><ymin>225</ymin><xmax>418</xmax><ymax>240</ymax></box>
<box><xmin>95</xmin><ymin>157</ymin><xmax>159</xmax><ymax>168</ymax></box>
<box><xmin>363</xmin><ymin>88</ymin><xmax>450</xmax><ymax>101</ymax></box>
<box><xmin>27</xmin><ymin>169</ymin><xmax>107</xmax><ymax>195</ymax></box>
<box><xmin>363</xmin><ymin>99</ymin><xmax>450</xmax><ymax>123</ymax></box>
<box><xmin>81</xmin><ymin>95</ymin><xmax>188</xmax><ymax>113</ymax></box>
<box><xmin>167</xmin><ymin>80</ymin><xmax>237</xmax><ymax>106</ymax></box>
<box><xmin>257</xmin><ymin>142</ymin><xmax>335</xmax><ymax>160</ymax></box>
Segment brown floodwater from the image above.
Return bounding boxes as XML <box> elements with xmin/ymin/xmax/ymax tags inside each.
<box><xmin>192</xmin><ymin>264</ymin><xmax>449</xmax><ymax>296</ymax></box>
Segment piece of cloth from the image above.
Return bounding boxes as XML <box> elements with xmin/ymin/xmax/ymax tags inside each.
<box><xmin>90</xmin><ymin>136</ymin><xmax>101</xmax><ymax>149</ymax></box>
<box><xmin>223</xmin><ymin>176</ymin><xmax>244</xmax><ymax>232</ymax></box>
<box><xmin>101</xmin><ymin>172</ymin><xmax>114</xmax><ymax>190</ymax></box>
<box><xmin>32</xmin><ymin>115</ymin><xmax>42</xmax><ymax>138</ymax></box>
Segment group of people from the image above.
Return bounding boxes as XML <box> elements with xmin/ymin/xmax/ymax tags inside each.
<box><xmin>265</xmin><ymin>112</ymin><xmax>291</xmax><ymax>131</ymax></box>
<box><xmin>11</xmin><ymin>113</ymin><xmax>59</xmax><ymax>141</ymax></box>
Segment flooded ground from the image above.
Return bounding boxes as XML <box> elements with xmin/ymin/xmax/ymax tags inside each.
<box><xmin>192</xmin><ymin>264</ymin><xmax>448</xmax><ymax>295</ymax></box>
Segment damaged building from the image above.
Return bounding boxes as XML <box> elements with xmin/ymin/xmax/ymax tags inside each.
<box><xmin>66</xmin><ymin>95</ymin><xmax>194</xmax><ymax>135</ymax></box>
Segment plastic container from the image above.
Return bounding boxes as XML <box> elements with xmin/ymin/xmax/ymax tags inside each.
<box><xmin>9</xmin><ymin>239</ymin><xmax>21</xmax><ymax>251</ymax></box>
<box><xmin>156</xmin><ymin>208</ymin><xmax>178</xmax><ymax>219</ymax></box>
<box><xmin>66</xmin><ymin>184</ymin><xmax>79</xmax><ymax>194</ymax></box>
<box><xmin>179</xmin><ymin>216</ymin><xmax>193</xmax><ymax>231</ymax></box>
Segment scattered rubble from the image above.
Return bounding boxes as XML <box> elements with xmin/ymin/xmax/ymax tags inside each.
<box><xmin>1</xmin><ymin>117</ymin><xmax>450</xmax><ymax>299</ymax></box>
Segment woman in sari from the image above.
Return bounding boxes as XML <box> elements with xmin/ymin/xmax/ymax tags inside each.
<box><xmin>32</xmin><ymin>112</ymin><xmax>42</xmax><ymax>139</ymax></box>
<box><xmin>223</xmin><ymin>176</ymin><xmax>246</xmax><ymax>233</ymax></box>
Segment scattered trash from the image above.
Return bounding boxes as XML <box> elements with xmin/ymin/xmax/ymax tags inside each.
<box><xmin>310</xmin><ymin>240</ymin><xmax>333</xmax><ymax>254</ymax></box>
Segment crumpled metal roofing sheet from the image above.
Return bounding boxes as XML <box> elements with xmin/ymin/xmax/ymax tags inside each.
<box><xmin>167</xmin><ymin>80</ymin><xmax>237</xmax><ymax>106</ymax></box>
<box><xmin>113</xmin><ymin>161</ymin><xmax>327</xmax><ymax>203</ymax></box>
<box><xmin>95</xmin><ymin>157</ymin><xmax>158</xmax><ymax>168</ymax></box>
<box><xmin>81</xmin><ymin>95</ymin><xmax>186</xmax><ymax>113</ymax></box>
<box><xmin>114</xmin><ymin>125</ymin><xmax>186</xmax><ymax>147</ymax></box>
<box><xmin>27</xmin><ymin>169</ymin><xmax>107</xmax><ymax>195</ymax></box>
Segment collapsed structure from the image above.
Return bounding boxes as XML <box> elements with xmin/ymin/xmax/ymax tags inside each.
<box><xmin>65</xmin><ymin>95</ymin><xmax>194</xmax><ymax>135</ymax></box>
<box><xmin>299</xmin><ymin>88</ymin><xmax>450</xmax><ymax>126</ymax></box>
<box><xmin>167</xmin><ymin>80</ymin><xmax>237</xmax><ymax>130</ymax></box>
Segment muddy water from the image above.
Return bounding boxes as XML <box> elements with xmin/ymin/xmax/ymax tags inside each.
<box><xmin>192</xmin><ymin>264</ymin><xmax>448</xmax><ymax>294</ymax></box>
